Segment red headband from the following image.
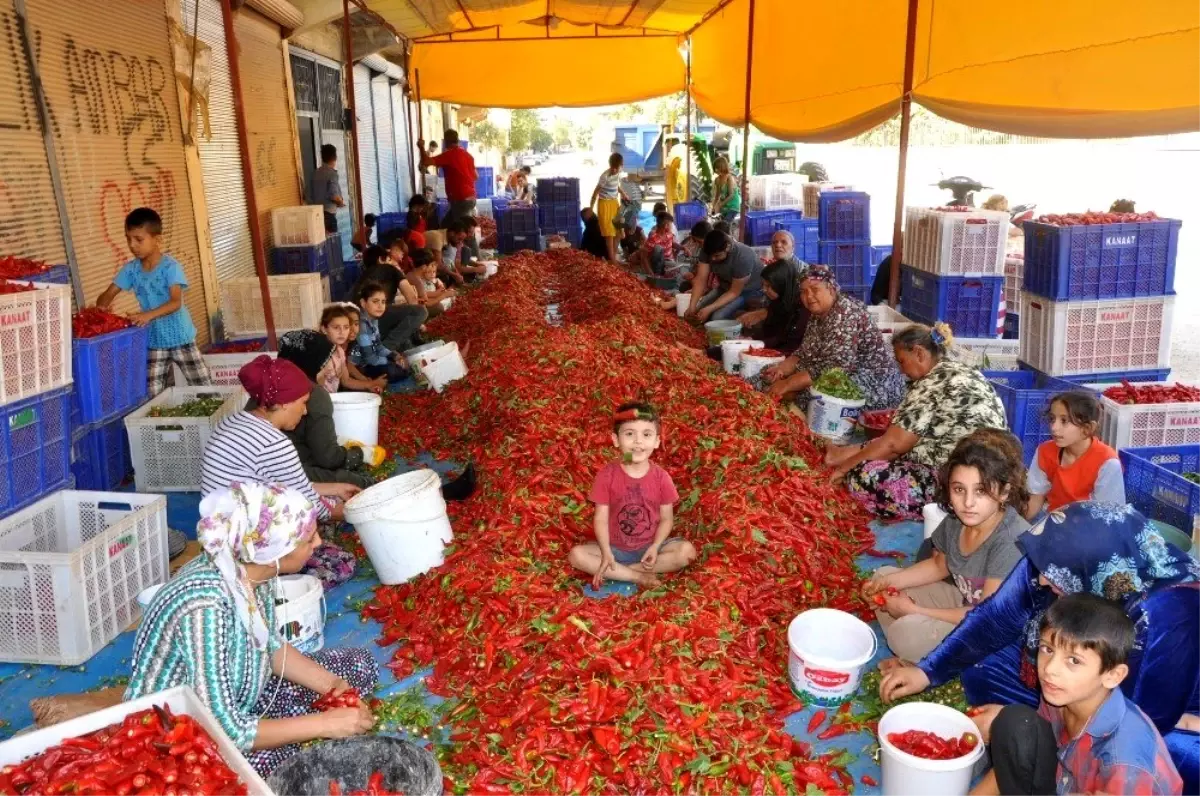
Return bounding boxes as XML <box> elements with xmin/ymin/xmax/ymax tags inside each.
<box><xmin>238</xmin><ymin>356</ymin><xmax>310</xmax><ymax>407</ymax></box>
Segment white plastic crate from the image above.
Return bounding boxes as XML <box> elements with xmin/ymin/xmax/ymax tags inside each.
<box><xmin>271</xmin><ymin>205</ymin><xmax>326</xmax><ymax>247</ymax></box>
<box><xmin>0</xmin><ymin>685</ymin><xmax>272</xmax><ymax>794</ymax></box>
<box><xmin>869</xmin><ymin>304</ymin><xmax>916</xmax><ymax>345</ymax></box>
<box><xmin>748</xmin><ymin>174</ymin><xmax>806</xmax><ymax>211</ymax></box>
<box><xmin>0</xmin><ymin>490</ymin><xmax>166</xmax><ymax>665</ymax></box>
<box><xmin>220</xmin><ymin>273</ymin><xmax>328</xmax><ymax>337</ymax></box>
<box><xmin>951</xmin><ymin>338</ymin><xmax>1020</xmax><ymax>370</ymax></box>
<box><xmin>0</xmin><ymin>281</ymin><xmax>71</xmax><ymax>408</ymax></box>
<box><xmin>125</xmin><ymin>386</ymin><xmax>244</xmax><ymax>492</ymax></box>
<box><xmin>1004</xmin><ymin>254</ymin><xmax>1024</xmax><ymax>321</ymax></box>
<box><xmin>1090</xmin><ymin>385</ymin><xmax>1200</xmax><ymax>449</ymax></box>
<box><xmin>903</xmin><ymin>207</ymin><xmax>1008</xmax><ymax>277</ymax></box>
<box><xmin>174</xmin><ymin>349</ymin><xmax>278</xmax><ymax>387</ymax></box>
<box><xmin>1020</xmin><ymin>292</ymin><xmax>1174</xmax><ymax>378</ymax></box>
<box><xmin>803</xmin><ymin>182</ymin><xmax>855</xmax><ymax>219</ymax></box>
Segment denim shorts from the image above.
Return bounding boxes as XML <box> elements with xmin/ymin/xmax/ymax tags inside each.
<box><xmin>612</xmin><ymin>537</ymin><xmax>682</xmax><ymax>565</ymax></box>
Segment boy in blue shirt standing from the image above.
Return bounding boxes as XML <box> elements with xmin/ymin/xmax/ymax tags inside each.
<box><xmin>96</xmin><ymin>208</ymin><xmax>211</xmax><ymax>395</ymax></box>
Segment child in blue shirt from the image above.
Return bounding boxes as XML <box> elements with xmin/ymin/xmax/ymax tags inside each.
<box><xmin>96</xmin><ymin>208</ymin><xmax>210</xmax><ymax>395</ymax></box>
<box><xmin>353</xmin><ymin>281</ymin><xmax>409</xmax><ymax>383</ymax></box>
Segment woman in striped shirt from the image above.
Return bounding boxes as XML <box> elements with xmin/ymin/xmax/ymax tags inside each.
<box><xmin>200</xmin><ymin>356</ymin><xmax>360</xmax><ymax>521</ymax></box>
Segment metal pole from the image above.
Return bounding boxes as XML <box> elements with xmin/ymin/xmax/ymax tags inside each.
<box><xmin>402</xmin><ymin>80</ymin><xmax>416</xmax><ymax>197</ymax></box>
<box><xmin>685</xmin><ymin>39</ymin><xmax>692</xmax><ymax>201</ymax></box>
<box><xmin>343</xmin><ymin>0</ymin><xmax>365</xmax><ymax>226</ymax></box>
<box><xmin>414</xmin><ymin>69</ymin><xmax>425</xmax><ymax>193</ymax></box>
<box><xmin>220</xmin><ymin>0</ymin><xmax>277</xmax><ymax>348</ymax></box>
<box><xmin>738</xmin><ymin>0</ymin><xmax>755</xmax><ymax>243</ymax></box>
<box><xmin>888</xmin><ymin>0</ymin><xmax>920</xmax><ymax>308</ymax></box>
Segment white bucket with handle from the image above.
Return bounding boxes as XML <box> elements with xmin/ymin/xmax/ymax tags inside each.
<box><xmin>404</xmin><ymin>340</ymin><xmax>444</xmax><ymax>373</ymax></box>
<box><xmin>274</xmin><ymin>574</ymin><xmax>325</xmax><ymax>654</ymax></box>
<box><xmin>923</xmin><ymin>504</ymin><xmax>949</xmax><ymax>540</ymax></box>
<box><xmin>807</xmin><ymin>390</ymin><xmax>867</xmax><ymax>442</ymax></box>
<box><xmin>330</xmin><ymin>392</ymin><xmax>381</xmax><ymax>448</ymax></box>
<box><xmin>740</xmin><ymin>349</ymin><xmax>786</xmax><ymax>384</ymax></box>
<box><xmin>720</xmin><ymin>339</ymin><xmax>759</xmax><ymax>375</ymax></box>
<box><xmin>878</xmin><ymin>702</ymin><xmax>985</xmax><ymax>795</ymax></box>
<box><xmin>675</xmin><ymin>292</ymin><xmax>691</xmax><ymax>317</ymax></box>
<box><xmin>345</xmin><ymin>469</ymin><xmax>452</xmax><ymax>585</ymax></box>
<box><xmin>787</xmin><ymin>608</ymin><xmax>877</xmax><ymax>705</ymax></box>
<box><xmin>417</xmin><ymin>342</ymin><xmax>467</xmax><ymax>393</ymax></box>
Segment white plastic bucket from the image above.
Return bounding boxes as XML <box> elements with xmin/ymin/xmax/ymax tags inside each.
<box><xmin>720</xmin><ymin>339</ymin><xmax>759</xmax><ymax>375</ymax></box>
<box><xmin>807</xmin><ymin>390</ymin><xmax>867</xmax><ymax>442</ymax></box>
<box><xmin>675</xmin><ymin>292</ymin><xmax>691</xmax><ymax>318</ymax></box>
<box><xmin>704</xmin><ymin>320</ymin><xmax>743</xmax><ymax>346</ymax></box>
<box><xmin>404</xmin><ymin>340</ymin><xmax>444</xmax><ymax>373</ymax></box>
<box><xmin>136</xmin><ymin>583</ymin><xmax>165</xmax><ymax>612</ymax></box>
<box><xmin>878</xmin><ymin>702</ymin><xmax>985</xmax><ymax>796</ymax></box>
<box><xmin>485</xmin><ymin>262</ymin><xmax>499</xmax><ymax>277</ymax></box>
<box><xmin>417</xmin><ymin>342</ymin><xmax>468</xmax><ymax>393</ymax></box>
<box><xmin>740</xmin><ymin>351</ymin><xmax>785</xmax><ymax>383</ymax></box>
<box><xmin>440</xmin><ymin>296</ymin><xmax>454</xmax><ymax>311</ymax></box>
<box><xmin>330</xmin><ymin>392</ymin><xmax>381</xmax><ymax>448</ymax></box>
<box><xmin>923</xmin><ymin>504</ymin><xmax>949</xmax><ymax>540</ymax></box>
<box><xmin>787</xmin><ymin>608</ymin><xmax>877</xmax><ymax>704</ymax></box>
<box><xmin>274</xmin><ymin>574</ymin><xmax>325</xmax><ymax>654</ymax></box>
<box><xmin>344</xmin><ymin>469</ymin><xmax>452</xmax><ymax>585</ymax></box>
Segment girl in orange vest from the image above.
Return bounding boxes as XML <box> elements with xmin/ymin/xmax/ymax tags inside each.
<box><xmin>1024</xmin><ymin>391</ymin><xmax>1124</xmax><ymax>520</ymax></box>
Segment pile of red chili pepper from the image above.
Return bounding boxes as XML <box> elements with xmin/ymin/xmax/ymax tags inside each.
<box><xmin>313</xmin><ymin>688</ymin><xmax>363</xmax><ymax>711</ymax></box>
<box><xmin>0</xmin><ymin>281</ymin><xmax>37</xmax><ymax>296</ymax></box>
<box><xmin>744</xmin><ymin>347</ymin><xmax>785</xmax><ymax>358</ymax></box>
<box><xmin>0</xmin><ymin>705</ymin><xmax>247</xmax><ymax>795</ymax></box>
<box><xmin>362</xmin><ymin>249</ymin><xmax>876</xmax><ymax>795</ymax></box>
<box><xmin>73</xmin><ymin>308</ymin><xmax>134</xmax><ymax>339</ymax></box>
<box><xmin>886</xmin><ymin>730</ymin><xmax>978</xmax><ymax>760</ymax></box>
<box><xmin>478</xmin><ymin>216</ymin><xmax>498</xmax><ymax>249</ymax></box>
<box><xmin>1036</xmin><ymin>211</ymin><xmax>1161</xmax><ymax>226</ymax></box>
<box><xmin>1102</xmin><ymin>381</ymin><xmax>1200</xmax><ymax>405</ymax></box>
<box><xmin>204</xmin><ymin>339</ymin><xmax>266</xmax><ymax>354</ymax></box>
<box><xmin>0</xmin><ymin>255</ymin><xmax>57</xmax><ymax>280</ymax></box>
<box><xmin>329</xmin><ymin>772</ymin><xmax>404</xmax><ymax>795</ymax></box>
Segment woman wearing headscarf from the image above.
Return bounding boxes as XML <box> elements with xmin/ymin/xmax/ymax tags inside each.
<box><xmin>126</xmin><ymin>484</ymin><xmax>378</xmax><ymax>777</ymax></box>
<box><xmin>736</xmin><ymin>232</ymin><xmax>810</xmax><ymax>355</ymax></box>
<box><xmin>880</xmin><ymin>502</ymin><xmax>1200</xmax><ymax>793</ymax></box>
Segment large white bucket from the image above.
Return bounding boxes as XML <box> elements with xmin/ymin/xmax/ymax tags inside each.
<box><xmin>136</xmin><ymin>583</ymin><xmax>165</xmax><ymax>612</ymax></box>
<box><xmin>787</xmin><ymin>608</ymin><xmax>877</xmax><ymax>705</ymax></box>
<box><xmin>417</xmin><ymin>342</ymin><xmax>468</xmax><ymax>393</ymax></box>
<box><xmin>704</xmin><ymin>320</ymin><xmax>743</xmax><ymax>346</ymax></box>
<box><xmin>274</xmin><ymin>574</ymin><xmax>325</xmax><ymax>654</ymax></box>
<box><xmin>344</xmin><ymin>469</ymin><xmax>452</xmax><ymax>585</ymax></box>
<box><xmin>807</xmin><ymin>390</ymin><xmax>867</xmax><ymax>442</ymax></box>
<box><xmin>878</xmin><ymin>702</ymin><xmax>985</xmax><ymax>796</ymax></box>
<box><xmin>330</xmin><ymin>392</ymin><xmax>381</xmax><ymax>448</ymax></box>
<box><xmin>720</xmin><ymin>339</ymin><xmax>760</xmax><ymax>375</ymax></box>
<box><xmin>923</xmin><ymin>504</ymin><xmax>949</xmax><ymax>540</ymax></box>
<box><xmin>675</xmin><ymin>292</ymin><xmax>691</xmax><ymax>318</ymax></box>
<box><xmin>740</xmin><ymin>350</ymin><xmax>785</xmax><ymax>384</ymax></box>
<box><xmin>404</xmin><ymin>340</ymin><xmax>445</xmax><ymax>374</ymax></box>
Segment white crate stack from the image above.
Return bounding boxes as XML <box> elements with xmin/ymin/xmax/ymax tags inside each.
<box><xmin>803</xmin><ymin>182</ymin><xmax>855</xmax><ymax>219</ymax></box>
<box><xmin>748</xmin><ymin>174</ymin><xmax>807</xmax><ymax>211</ymax></box>
<box><xmin>220</xmin><ymin>273</ymin><xmax>329</xmax><ymax>337</ymax></box>
<box><xmin>270</xmin><ymin>205</ymin><xmax>326</xmax><ymax>247</ymax></box>
<box><xmin>0</xmin><ymin>490</ymin><xmax>167</xmax><ymax>665</ymax></box>
<box><xmin>903</xmin><ymin>207</ymin><xmax>1008</xmax><ymax>277</ymax></box>
<box><xmin>1020</xmin><ymin>294</ymin><xmax>1174</xmax><ymax>379</ymax></box>
<box><xmin>869</xmin><ymin>304</ymin><xmax>916</xmax><ymax>345</ymax></box>
<box><xmin>1004</xmin><ymin>254</ymin><xmax>1024</xmax><ymax>324</ymax></box>
<box><xmin>0</xmin><ymin>281</ymin><xmax>72</xmax><ymax>407</ymax></box>
<box><xmin>125</xmin><ymin>386</ymin><xmax>244</xmax><ymax>492</ymax></box>
<box><xmin>1090</xmin><ymin>385</ymin><xmax>1200</xmax><ymax>449</ymax></box>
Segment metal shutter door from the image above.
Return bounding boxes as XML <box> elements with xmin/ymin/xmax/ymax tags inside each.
<box><xmin>181</xmin><ymin>0</ymin><xmax>254</xmax><ymax>284</ymax></box>
<box><xmin>314</xmin><ymin>61</ymin><xmax>352</xmax><ymax>257</ymax></box>
<box><xmin>27</xmin><ymin>0</ymin><xmax>209</xmax><ymax>343</ymax></box>
<box><xmin>371</xmin><ymin>74</ymin><xmax>398</xmax><ymax>213</ymax></box>
<box><xmin>235</xmin><ymin>7</ymin><xmax>301</xmax><ymax>254</ymax></box>
<box><xmin>390</xmin><ymin>82</ymin><xmax>412</xmax><ymax>210</ymax></box>
<box><xmin>353</xmin><ymin>64</ymin><xmax>379</xmax><ymax>217</ymax></box>
<box><xmin>0</xmin><ymin>1</ymin><xmax>66</xmax><ymax>266</ymax></box>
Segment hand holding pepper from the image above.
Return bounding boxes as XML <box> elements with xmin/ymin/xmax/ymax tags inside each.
<box><xmin>881</xmin><ymin>590</ymin><xmax>917</xmax><ymax>618</ymax></box>
<box><xmin>861</xmin><ymin>574</ymin><xmax>894</xmax><ymax>599</ymax></box>
<box><xmin>966</xmin><ymin>704</ymin><xmax>1003</xmax><ymax>744</ymax></box>
<box><xmin>321</xmin><ymin>704</ymin><xmax>376</xmax><ymax>739</ymax></box>
<box><xmin>128</xmin><ymin>311</ymin><xmax>153</xmax><ymax>327</ymax></box>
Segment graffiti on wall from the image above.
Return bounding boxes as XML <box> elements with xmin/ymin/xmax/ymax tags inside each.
<box><xmin>253</xmin><ymin>136</ymin><xmax>279</xmax><ymax>188</ymax></box>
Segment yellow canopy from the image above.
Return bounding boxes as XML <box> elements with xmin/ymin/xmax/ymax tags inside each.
<box><xmin>397</xmin><ymin>0</ymin><xmax>1199</xmax><ymax>139</ymax></box>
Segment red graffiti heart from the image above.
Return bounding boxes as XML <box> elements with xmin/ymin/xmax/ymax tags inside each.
<box><xmin>98</xmin><ymin>168</ymin><xmax>177</xmax><ymax>270</ymax></box>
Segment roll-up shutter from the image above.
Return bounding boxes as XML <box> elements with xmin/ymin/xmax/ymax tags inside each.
<box><xmin>180</xmin><ymin>0</ymin><xmax>254</xmax><ymax>284</ymax></box>
<box><xmin>353</xmin><ymin>63</ymin><xmax>379</xmax><ymax>217</ymax></box>
<box><xmin>235</xmin><ymin>7</ymin><xmax>301</xmax><ymax>254</ymax></box>
<box><xmin>371</xmin><ymin>74</ymin><xmax>398</xmax><ymax>213</ymax></box>
<box><xmin>390</xmin><ymin>83</ymin><xmax>414</xmax><ymax>209</ymax></box>
<box><xmin>26</xmin><ymin>0</ymin><xmax>209</xmax><ymax>342</ymax></box>
<box><xmin>0</xmin><ymin>1</ymin><xmax>66</xmax><ymax>265</ymax></box>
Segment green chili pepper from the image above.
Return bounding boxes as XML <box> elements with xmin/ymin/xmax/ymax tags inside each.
<box><xmin>812</xmin><ymin>368</ymin><xmax>864</xmax><ymax>401</ymax></box>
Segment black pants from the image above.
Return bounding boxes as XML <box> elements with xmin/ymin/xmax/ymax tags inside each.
<box><xmin>323</xmin><ymin>211</ymin><xmax>338</xmax><ymax>234</ymax></box>
<box><xmin>379</xmin><ymin>304</ymin><xmax>427</xmax><ymax>353</ymax></box>
<box><xmin>990</xmin><ymin>704</ymin><xmax>1059</xmax><ymax>795</ymax></box>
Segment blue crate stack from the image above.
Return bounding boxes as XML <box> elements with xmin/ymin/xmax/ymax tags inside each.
<box><xmin>0</xmin><ymin>387</ymin><xmax>72</xmax><ymax>515</ymax></box>
<box><xmin>744</xmin><ymin>209</ymin><xmax>802</xmax><ymax>246</ymax></box>
<box><xmin>376</xmin><ymin>212</ymin><xmax>406</xmax><ymax>241</ymax></box>
<box><xmin>1118</xmin><ymin>445</ymin><xmax>1199</xmax><ymax>532</ymax></box>
<box><xmin>535</xmin><ymin>177</ymin><xmax>582</xmax><ymax>247</ymax></box>
<box><xmin>814</xmin><ymin>192</ymin><xmax>873</xmax><ymax>301</ymax></box>
<box><xmin>674</xmin><ymin>201</ymin><xmax>707</xmax><ymax>234</ymax></box>
<box><xmin>495</xmin><ymin>204</ymin><xmax>543</xmax><ymax>254</ymax></box>
<box><xmin>774</xmin><ymin>218</ymin><xmax>819</xmax><ymax>263</ymax></box>
<box><xmin>476</xmin><ymin>166</ymin><xmax>495</xmax><ymax>200</ymax></box>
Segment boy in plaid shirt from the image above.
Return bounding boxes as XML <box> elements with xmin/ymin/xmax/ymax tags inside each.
<box><xmin>97</xmin><ymin>208</ymin><xmax>211</xmax><ymax>395</ymax></box>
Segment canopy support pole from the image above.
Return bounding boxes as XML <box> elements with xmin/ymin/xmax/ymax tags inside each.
<box><xmin>415</xmin><ymin>69</ymin><xmax>426</xmax><ymax>193</ymax></box>
<box><xmin>888</xmin><ymin>0</ymin><xmax>920</xmax><ymax>308</ymax></box>
<box><xmin>684</xmin><ymin>39</ymin><xmax>692</xmax><ymax>201</ymax></box>
<box><xmin>402</xmin><ymin>75</ymin><xmax>416</xmax><ymax>197</ymax></box>
<box><xmin>738</xmin><ymin>0</ymin><xmax>755</xmax><ymax>243</ymax></box>
<box><xmin>344</xmin><ymin>0</ymin><xmax>365</xmax><ymax>227</ymax></box>
<box><xmin>221</xmin><ymin>0</ymin><xmax>277</xmax><ymax>349</ymax></box>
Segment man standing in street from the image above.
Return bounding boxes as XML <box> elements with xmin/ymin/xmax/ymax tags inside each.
<box><xmin>311</xmin><ymin>144</ymin><xmax>345</xmax><ymax>233</ymax></box>
<box><xmin>420</xmin><ymin>130</ymin><xmax>477</xmax><ymax>227</ymax></box>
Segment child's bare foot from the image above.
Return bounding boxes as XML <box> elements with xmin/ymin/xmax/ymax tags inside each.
<box><xmin>635</xmin><ymin>571</ymin><xmax>661</xmax><ymax>588</ymax></box>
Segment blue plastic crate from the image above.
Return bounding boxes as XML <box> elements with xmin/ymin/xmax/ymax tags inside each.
<box><xmin>818</xmin><ymin>191</ymin><xmax>870</xmax><ymax>241</ymax></box>
<box><xmin>476</xmin><ymin>166</ymin><xmax>495</xmax><ymax>199</ymax></box>
<box><xmin>325</xmin><ymin>234</ymin><xmax>344</xmax><ymax>270</ymax></box>
<box><xmin>817</xmin><ymin>241</ymin><xmax>874</xmax><ymax>286</ymax></box>
<box><xmin>436</xmin><ymin>199</ymin><xmax>450</xmax><ymax>222</ymax></box>
<box><xmin>746</xmin><ymin>209</ymin><xmax>802</xmax><ymax>246</ymax></box>
<box><xmin>900</xmin><ymin>266</ymin><xmax>1003</xmax><ymax>339</ymax></box>
<box><xmin>498</xmin><ymin>232</ymin><xmax>544</xmax><ymax>255</ymax></box>
<box><xmin>1023</xmin><ymin>219</ymin><xmax>1180</xmax><ymax>301</ymax></box>
<box><xmin>775</xmin><ymin>218</ymin><xmax>819</xmax><ymax>262</ymax></box>
<box><xmin>0</xmin><ymin>387</ymin><xmax>71</xmax><ymax>516</ymax></box>
<box><xmin>538</xmin><ymin>203</ymin><xmax>580</xmax><ymax>231</ymax></box>
<box><xmin>872</xmin><ymin>245</ymin><xmax>893</xmax><ymax>266</ymax></box>
<box><xmin>491</xmin><ymin>196</ymin><xmax>510</xmax><ymax>213</ymax></box>
<box><xmin>536</xmin><ymin>178</ymin><xmax>580</xmax><ymax>205</ymax></box>
<box><xmin>1004</xmin><ymin>313</ymin><xmax>1019</xmax><ymax>340</ymax></box>
<box><xmin>331</xmin><ymin>260</ymin><xmax>361</xmax><ymax>302</ymax></box>
<box><xmin>271</xmin><ymin>242</ymin><xmax>329</xmax><ymax>275</ymax></box>
<box><xmin>496</xmin><ymin>205</ymin><xmax>540</xmax><ymax>235</ymax></box>
<box><xmin>376</xmin><ymin>212</ymin><xmax>406</xmax><ymax>240</ymax></box>
<box><xmin>73</xmin><ymin>325</ymin><xmax>149</xmax><ymax>425</ymax></box>
<box><xmin>1119</xmin><ymin>444</ymin><xmax>1200</xmax><ymax>532</ymax></box>
<box><xmin>71</xmin><ymin>415</ymin><xmax>130</xmax><ymax>491</ymax></box>
<box><xmin>1042</xmin><ymin>365</ymin><xmax>1171</xmax><ymax>385</ymax></box>
<box><xmin>674</xmin><ymin>201</ymin><xmax>707</xmax><ymax>232</ymax></box>
<box><xmin>29</xmin><ymin>264</ymin><xmax>71</xmax><ymax>284</ymax></box>
<box><xmin>984</xmin><ymin>369</ymin><xmax>1091</xmax><ymax>465</ymax></box>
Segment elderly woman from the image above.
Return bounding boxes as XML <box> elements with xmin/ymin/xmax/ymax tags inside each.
<box><xmin>826</xmin><ymin>323</ymin><xmax>1007</xmax><ymax>520</ymax></box>
<box><xmin>763</xmin><ymin>265</ymin><xmax>905</xmax><ymax>409</ymax></box>
<box><xmin>126</xmin><ymin>483</ymin><xmax>378</xmax><ymax>777</ymax></box>
<box><xmin>880</xmin><ymin>502</ymin><xmax>1199</xmax><ymax>794</ymax></box>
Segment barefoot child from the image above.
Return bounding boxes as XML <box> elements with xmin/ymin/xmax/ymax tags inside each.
<box><xmin>1025</xmin><ymin>391</ymin><xmax>1124</xmax><ymax>520</ymax></box>
<box><xmin>320</xmin><ymin>305</ymin><xmax>386</xmax><ymax>394</ymax></box>
<box><xmin>569</xmin><ymin>403</ymin><xmax>697</xmax><ymax>588</ymax></box>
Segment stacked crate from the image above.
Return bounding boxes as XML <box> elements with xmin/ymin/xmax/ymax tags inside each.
<box><xmin>269</xmin><ymin>206</ymin><xmax>336</xmax><ymax>283</ymax></box>
<box><xmin>476</xmin><ymin>166</ymin><xmax>495</xmax><ymax>199</ymax></box>
<box><xmin>536</xmin><ymin>178</ymin><xmax>582</xmax><ymax>247</ymax></box>
<box><xmin>747</xmin><ymin>174</ymin><xmax>805</xmax><ymax>212</ymax></box>
<box><xmin>900</xmin><ymin>207</ymin><xmax>1008</xmax><ymax>338</ymax></box>
<box><xmin>495</xmin><ymin>203</ymin><xmax>543</xmax><ymax>254</ymax></box>
<box><xmin>744</xmin><ymin>209</ymin><xmax>802</xmax><ymax>246</ymax></box>
<box><xmin>774</xmin><ymin>217</ymin><xmax>819</xmax><ymax>262</ymax></box>
<box><xmin>816</xmin><ymin>191</ymin><xmax>873</xmax><ymax>301</ymax></box>
<box><xmin>1019</xmin><ymin>216</ymin><xmax>1180</xmax><ymax>382</ymax></box>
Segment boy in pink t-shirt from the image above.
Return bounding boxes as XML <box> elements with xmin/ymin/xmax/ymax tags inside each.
<box><xmin>569</xmin><ymin>402</ymin><xmax>697</xmax><ymax>588</ymax></box>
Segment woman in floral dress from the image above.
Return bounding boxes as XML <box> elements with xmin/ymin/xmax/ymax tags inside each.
<box><xmin>826</xmin><ymin>323</ymin><xmax>1007</xmax><ymax>520</ymax></box>
<box><xmin>763</xmin><ymin>265</ymin><xmax>905</xmax><ymax>410</ymax></box>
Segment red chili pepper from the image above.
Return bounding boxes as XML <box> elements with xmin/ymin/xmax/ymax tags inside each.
<box><xmin>0</xmin><ymin>255</ymin><xmax>56</xmax><ymax>279</ymax></box>
<box><xmin>888</xmin><ymin>729</ymin><xmax>978</xmax><ymax>760</ymax></box>
<box><xmin>807</xmin><ymin>710</ymin><xmax>827</xmax><ymax>735</ymax></box>
<box><xmin>818</xmin><ymin>724</ymin><xmax>848</xmax><ymax>740</ymax></box>
<box><xmin>861</xmin><ymin>774</ymin><xmax>878</xmax><ymax>787</ymax></box>
<box><xmin>72</xmin><ymin>307</ymin><xmax>135</xmax><ymax>339</ymax></box>
<box><xmin>312</xmin><ymin>688</ymin><xmax>363</xmax><ymax>711</ymax></box>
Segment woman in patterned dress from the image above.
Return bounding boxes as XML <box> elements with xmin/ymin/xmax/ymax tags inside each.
<box><xmin>826</xmin><ymin>322</ymin><xmax>1007</xmax><ymax>520</ymax></box>
<box><xmin>126</xmin><ymin>483</ymin><xmax>378</xmax><ymax>777</ymax></box>
<box><xmin>878</xmin><ymin>502</ymin><xmax>1200</xmax><ymax>793</ymax></box>
<box><xmin>763</xmin><ymin>265</ymin><xmax>906</xmax><ymax>410</ymax></box>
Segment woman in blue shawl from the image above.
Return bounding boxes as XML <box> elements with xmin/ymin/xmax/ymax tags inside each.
<box><xmin>879</xmin><ymin>501</ymin><xmax>1200</xmax><ymax>792</ymax></box>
